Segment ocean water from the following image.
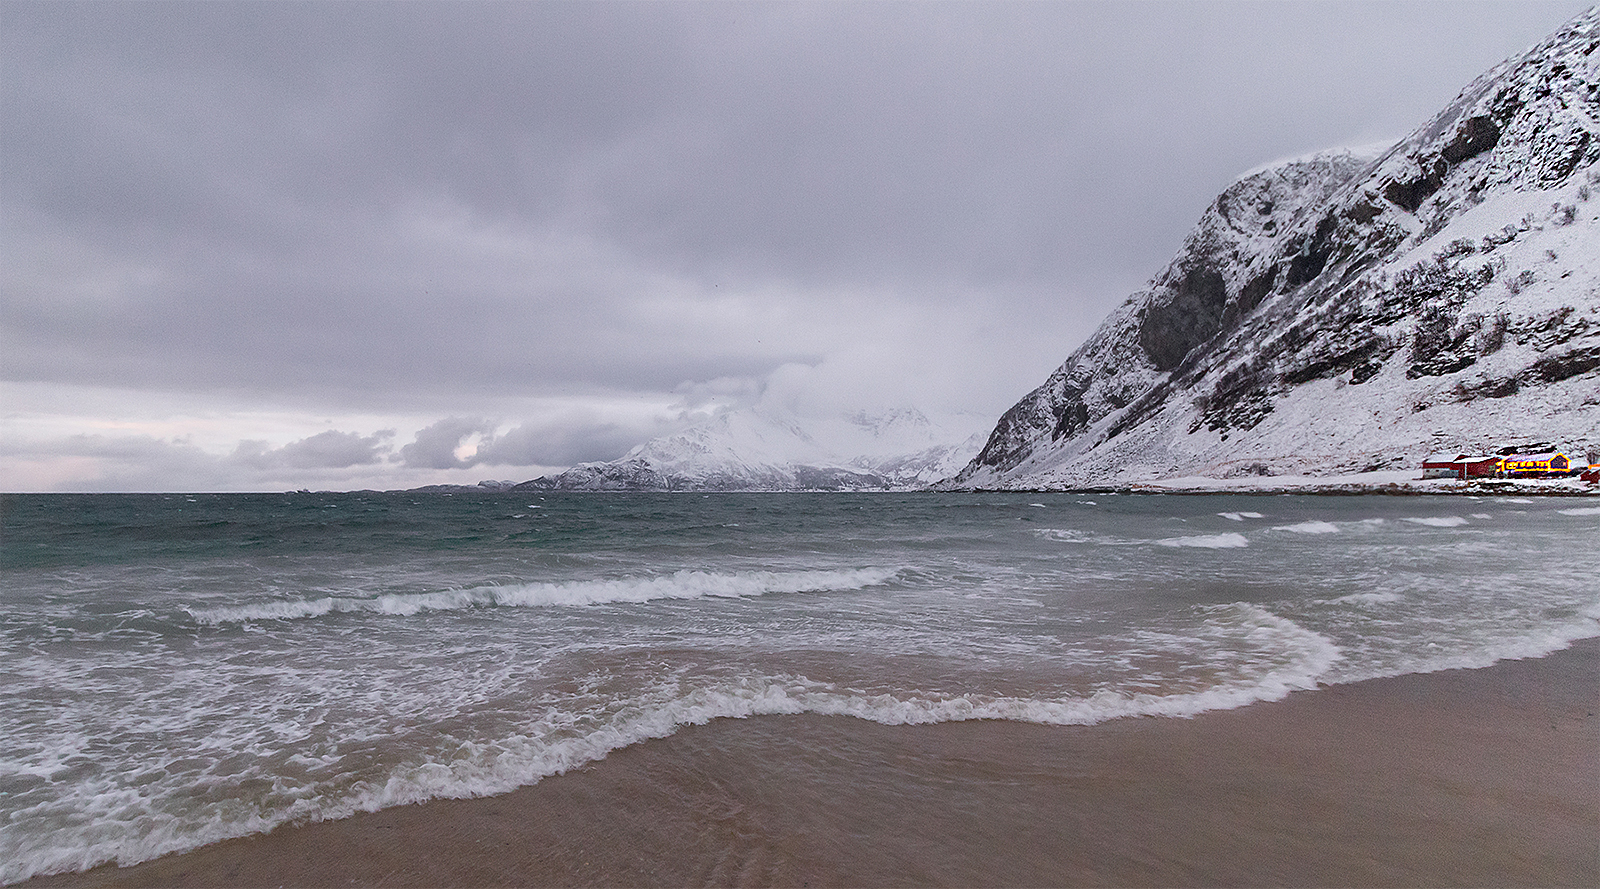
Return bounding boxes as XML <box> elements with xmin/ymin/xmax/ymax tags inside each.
<box><xmin>1</xmin><ymin>491</ymin><xmax>1596</xmax><ymax>883</ymax></box>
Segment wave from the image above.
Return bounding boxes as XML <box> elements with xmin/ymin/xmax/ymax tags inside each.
<box><xmin>1155</xmin><ymin>532</ymin><xmax>1249</xmax><ymax>549</ymax></box>
<box><xmin>1326</xmin><ymin>591</ymin><xmax>1402</xmax><ymax>605</ymax></box>
<box><xmin>1035</xmin><ymin>529</ymin><xmax>1250</xmax><ymax>548</ymax></box>
<box><xmin>1034</xmin><ymin>528</ymin><xmax>1133</xmax><ymax>546</ymax></box>
<box><xmin>1271</xmin><ymin>520</ymin><xmax>1341</xmax><ymax>534</ymax></box>
<box><xmin>187</xmin><ymin>567</ymin><xmax>900</xmax><ymax>625</ymax></box>
<box><xmin>4</xmin><ymin>603</ymin><xmax>1339</xmax><ymax>885</ymax></box>
<box><xmin>1218</xmin><ymin>511</ymin><xmax>1264</xmax><ymax>521</ymax></box>
<box><xmin>1402</xmin><ymin>516</ymin><xmax>1469</xmax><ymax>527</ymax></box>
<box><xmin>20</xmin><ymin>597</ymin><xmax>1598</xmax><ymax>887</ymax></box>
<box><xmin>1557</xmin><ymin>506</ymin><xmax>1600</xmax><ymax>516</ymax></box>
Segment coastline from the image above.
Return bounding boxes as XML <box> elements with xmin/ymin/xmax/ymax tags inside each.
<box><xmin>23</xmin><ymin>638</ymin><xmax>1599</xmax><ymax>888</ymax></box>
<box><xmin>960</xmin><ymin>471</ymin><xmax>1600</xmax><ymax>497</ymax></box>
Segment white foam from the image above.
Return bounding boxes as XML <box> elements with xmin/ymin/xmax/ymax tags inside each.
<box><xmin>1271</xmin><ymin>520</ymin><xmax>1341</xmax><ymax>534</ymax></box>
<box><xmin>1328</xmin><ymin>591</ymin><xmax>1403</xmax><ymax>605</ymax></box>
<box><xmin>1402</xmin><ymin>516</ymin><xmax>1469</xmax><ymax>527</ymax></box>
<box><xmin>187</xmin><ymin>567</ymin><xmax>899</xmax><ymax>625</ymax></box>
<box><xmin>1034</xmin><ymin>528</ymin><xmax>1132</xmax><ymax>546</ymax></box>
<box><xmin>1156</xmin><ymin>532</ymin><xmax>1249</xmax><ymax>549</ymax></box>
<box><xmin>1218</xmin><ymin>511</ymin><xmax>1265</xmax><ymax>521</ymax></box>
<box><xmin>1557</xmin><ymin>506</ymin><xmax>1600</xmax><ymax>516</ymax></box>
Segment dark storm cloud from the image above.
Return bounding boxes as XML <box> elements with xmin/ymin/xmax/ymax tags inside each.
<box><xmin>3</xmin><ymin>1</ymin><xmax>1592</xmax><ymax>413</ymax></box>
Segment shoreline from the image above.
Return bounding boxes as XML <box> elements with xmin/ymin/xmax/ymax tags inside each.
<box><xmin>22</xmin><ymin>638</ymin><xmax>1599</xmax><ymax>888</ymax></box>
<box><xmin>968</xmin><ymin>469</ymin><xmax>1600</xmax><ymax>497</ymax></box>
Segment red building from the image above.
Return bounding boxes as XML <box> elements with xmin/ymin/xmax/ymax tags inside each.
<box><xmin>1421</xmin><ymin>453</ymin><xmax>1503</xmax><ymax>480</ymax></box>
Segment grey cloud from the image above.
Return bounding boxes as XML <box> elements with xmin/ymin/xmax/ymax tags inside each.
<box><xmin>391</xmin><ymin>414</ymin><xmax>665</xmax><ymax>469</ymax></box>
<box><xmin>472</xmin><ymin>424</ymin><xmax>632</xmax><ymax>468</ymax></box>
<box><xmin>232</xmin><ymin>429</ymin><xmax>394</xmax><ymax>470</ymax></box>
<box><xmin>397</xmin><ymin>417</ymin><xmax>500</xmax><ymax>470</ymax></box>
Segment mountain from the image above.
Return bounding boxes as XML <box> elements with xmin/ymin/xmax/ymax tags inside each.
<box><xmin>955</xmin><ymin>9</ymin><xmax>1600</xmax><ymax>489</ymax></box>
<box><xmin>518</xmin><ymin>407</ymin><xmax>988</xmax><ymax>491</ymax></box>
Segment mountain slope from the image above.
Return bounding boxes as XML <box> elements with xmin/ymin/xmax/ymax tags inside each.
<box><xmin>957</xmin><ymin>9</ymin><xmax>1600</xmax><ymax>489</ymax></box>
<box><xmin>520</xmin><ymin>407</ymin><xmax>987</xmax><ymax>491</ymax></box>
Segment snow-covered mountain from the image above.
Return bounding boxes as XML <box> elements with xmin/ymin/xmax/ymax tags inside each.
<box><xmin>955</xmin><ymin>9</ymin><xmax>1600</xmax><ymax>490</ymax></box>
<box><xmin>519</xmin><ymin>407</ymin><xmax>988</xmax><ymax>491</ymax></box>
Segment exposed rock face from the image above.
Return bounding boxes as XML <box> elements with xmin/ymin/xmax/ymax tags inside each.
<box><xmin>520</xmin><ymin>407</ymin><xmax>987</xmax><ymax>492</ymax></box>
<box><xmin>956</xmin><ymin>9</ymin><xmax>1600</xmax><ymax>489</ymax></box>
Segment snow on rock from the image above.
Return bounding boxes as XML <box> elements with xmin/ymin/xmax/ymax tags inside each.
<box><xmin>954</xmin><ymin>8</ymin><xmax>1600</xmax><ymax>490</ymax></box>
<box><xmin>519</xmin><ymin>407</ymin><xmax>989</xmax><ymax>492</ymax></box>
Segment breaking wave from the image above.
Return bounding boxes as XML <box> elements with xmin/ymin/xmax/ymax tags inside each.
<box><xmin>6</xmin><ymin>602</ymin><xmax>1339</xmax><ymax>885</ymax></box>
<box><xmin>1155</xmin><ymin>532</ymin><xmax>1249</xmax><ymax>549</ymax></box>
<box><xmin>187</xmin><ymin>567</ymin><xmax>900</xmax><ymax>625</ymax></box>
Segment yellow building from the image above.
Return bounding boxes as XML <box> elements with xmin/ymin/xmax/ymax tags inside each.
<box><xmin>1502</xmin><ymin>451</ymin><xmax>1570</xmax><ymax>477</ymax></box>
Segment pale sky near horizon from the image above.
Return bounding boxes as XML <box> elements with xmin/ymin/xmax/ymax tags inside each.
<box><xmin>3</xmin><ymin>1</ymin><xmax>1592</xmax><ymax>491</ymax></box>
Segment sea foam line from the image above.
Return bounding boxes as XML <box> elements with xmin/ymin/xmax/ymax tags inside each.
<box><xmin>186</xmin><ymin>567</ymin><xmax>900</xmax><ymax>625</ymax></box>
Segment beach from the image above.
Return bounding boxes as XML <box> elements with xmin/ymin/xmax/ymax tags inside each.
<box><xmin>25</xmin><ymin>637</ymin><xmax>1597</xmax><ymax>888</ymax></box>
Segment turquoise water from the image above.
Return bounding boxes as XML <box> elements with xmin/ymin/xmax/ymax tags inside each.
<box><xmin>2</xmin><ymin>491</ymin><xmax>1596</xmax><ymax>882</ymax></box>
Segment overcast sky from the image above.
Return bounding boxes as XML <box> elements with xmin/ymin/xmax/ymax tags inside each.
<box><xmin>2</xmin><ymin>1</ymin><xmax>1591</xmax><ymax>491</ymax></box>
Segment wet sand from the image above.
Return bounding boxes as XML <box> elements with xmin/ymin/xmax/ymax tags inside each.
<box><xmin>25</xmin><ymin>639</ymin><xmax>1599</xmax><ymax>888</ymax></box>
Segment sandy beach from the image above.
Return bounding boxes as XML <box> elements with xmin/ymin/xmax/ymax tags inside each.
<box><xmin>22</xmin><ymin>637</ymin><xmax>1597</xmax><ymax>889</ymax></box>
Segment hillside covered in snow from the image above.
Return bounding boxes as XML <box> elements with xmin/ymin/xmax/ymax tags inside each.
<box><xmin>954</xmin><ymin>8</ymin><xmax>1600</xmax><ymax>490</ymax></box>
<box><xmin>518</xmin><ymin>407</ymin><xmax>987</xmax><ymax>492</ymax></box>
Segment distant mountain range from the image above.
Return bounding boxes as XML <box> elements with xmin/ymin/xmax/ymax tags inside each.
<box><xmin>953</xmin><ymin>8</ymin><xmax>1599</xmax><ymax>489</ymax></box>
<box><xmin>513</xmin><ymin>407</ymin><xmax>988</xmax><ymax>492</ymax></box>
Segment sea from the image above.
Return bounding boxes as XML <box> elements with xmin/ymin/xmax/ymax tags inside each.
<box><xmin>2</xmin><ymin>490</ymin><xmax>1597</xmax><ymax>883</ymax></box>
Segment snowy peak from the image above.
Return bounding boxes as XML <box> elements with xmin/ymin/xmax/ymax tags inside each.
<box><xmin>958</xmin><ymin>9</ymin><xmax>1600</xmax><ymax>489</ymax></box>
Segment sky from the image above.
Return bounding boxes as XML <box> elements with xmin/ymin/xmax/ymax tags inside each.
<box><xmin>3</xmin><ymin>0</ymin><xmax>1592</xmax><ymax>492</ymax></box>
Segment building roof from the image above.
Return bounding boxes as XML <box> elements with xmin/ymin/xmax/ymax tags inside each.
<box><xmin>1423</xmin><ymin>452</ymin><xmax>1468</xmax><ymax>464</ymax></box>
<box><xmin>1505</xmin><ymin>451</ymin><xmax>1565</xmax><ymax>462</ymax></box>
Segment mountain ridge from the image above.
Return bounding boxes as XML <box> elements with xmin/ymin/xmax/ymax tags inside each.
<box><xmin>954</xmin><ymin>8</ymin><xmax>1600</xmax><ymax>489</ymax></box>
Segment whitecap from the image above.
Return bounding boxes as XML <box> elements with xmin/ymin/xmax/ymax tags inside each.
<box><xmin>1402</xmin><ymin>516</ymin><xmax>1469</xmax><ymax>527</ymax></box>
<box><xmin>1155</xmin><ymin>532</ymin><xmax>1249</xmax><ymax>549</ymax></box>
<box><xmin>1328</xmin><ymin>591</ymin><xmax>1402</xmax><ymax>606</ymax></box>
<box><xmin>1557</xmin><ymin>506</ymin><xmax>1600</xmax><ymax>516</ymax></box>
<box><xmin>1218</xmin><ymin>511</ymin><xmax>1265</xmax><ymax>521</ymax></box>
<box><xmin>1271</xmin><ymin>521</ymin><xmax>1341</xmax><ymax>534</ymax></box>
